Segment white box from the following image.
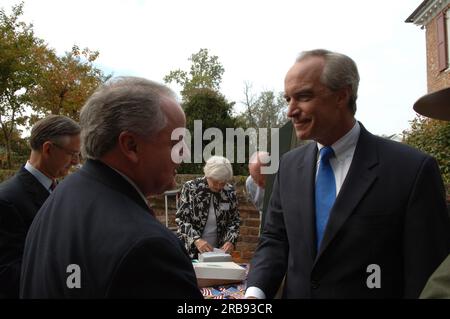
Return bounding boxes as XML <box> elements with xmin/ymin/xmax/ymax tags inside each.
<box><xmin>193</xmin><ymin>262</ymin><xmax>246</xmax><ymax>287</ymax></box>
<box><xmin>198</xmin><ymin>249</ymin><xmax>232</xmax><ymax>262</ymax></box>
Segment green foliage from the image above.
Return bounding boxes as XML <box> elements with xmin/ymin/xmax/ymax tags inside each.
<box><xmin>237</xmin><ymin>83</ymin><xmax>288</xmax><ymax>152</ymax></box>
<box><xmin>240</xmin><ymin>84</ymin><xmax>288</xmax><ymax>129</ymax></box>
<box><xmin>178</xmin><ymin>89</ymin><xmax>248</xmax><ymax>176</ymax></box>
<box><xmin>0</xmin><ymin>2</ymin><xmax>109</xmax><ymax>168</ymax></box>
<box><xmin>164</xmin><ymin>48</ymin><xmax>225</xmax><ymax>102</ymax></box>
<box><xmin>0</xmin><ymin>2</ymin><xmax>44</xmax><ymax>168</ymax></box>
<box><xmin>29</xmin><ymin>45</ymin><xmax>110</xmax><ymax>121</ymax></box>
<box><xmin>403</xmin><ymin>116</ymin><xmax>450</xmax><ymax>186</ymax></box>
<box><xmin>0</xmin><ymin>168</ymin><xmax>16</xmax><ymax>182</ymax></box>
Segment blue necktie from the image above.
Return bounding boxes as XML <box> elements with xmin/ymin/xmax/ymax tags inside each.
<box><xmin>315</xmin><ymin>146</ymin><xmax>336</xmax><ymax>250</ymax></box>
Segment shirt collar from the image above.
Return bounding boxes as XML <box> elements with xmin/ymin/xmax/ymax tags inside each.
<box><xmin>317</xmin><ymin>121</ymin><xmax>361</xmax><ymax>160</ymax></box>
<box><xmin>24</xmin><ymin>161</ymin><xmax>54</xmax><ymax>192</ymax></box>
<box><xmin>109</xmin><ymin>166</ymin><xmax>150</xmax><ymax>207</ymax></box>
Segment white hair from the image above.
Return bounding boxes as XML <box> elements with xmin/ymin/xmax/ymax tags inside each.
<box><xmin>203</xmin><ymin>156</ymin><xmax>233</xmax><ymax>182</ymax></box>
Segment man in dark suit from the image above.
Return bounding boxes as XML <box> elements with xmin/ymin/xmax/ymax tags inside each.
<box><xmin>245</xmin><ymin>49</ymin><xmax>450</xmax><ymax>299</ymax></box>
<box><xmin>0</xmin><ymin>115</ymin><xmax>81</xmax><ymax>298</ymax></box>
<box><xmin>20</xmin><ymin>77</ymin><xmax>202</xmax><ymax>298</ymax></box>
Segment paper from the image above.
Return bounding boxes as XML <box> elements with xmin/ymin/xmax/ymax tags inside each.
<box><xmin>198</xmin><ymin>248</ymin><xmax>232</xmax><ymax>262</ymax></box>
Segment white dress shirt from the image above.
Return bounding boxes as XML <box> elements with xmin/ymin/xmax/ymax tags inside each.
<box><xmin>245</xmin><ymin>121</ymin><xmax>361</xmax><ymax>299</ymax></box>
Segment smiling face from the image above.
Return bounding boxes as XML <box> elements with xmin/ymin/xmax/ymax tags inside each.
<box><xmin>285</xmin><ymin>56</ymin><xmax>352</xmax><ymax>146</ymax></box>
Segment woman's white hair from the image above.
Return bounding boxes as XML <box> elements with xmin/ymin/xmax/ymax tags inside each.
<box><xmin>203</xmin><ymin>156</ymin><xmax>233</xmax><ymax>182</ymax></box>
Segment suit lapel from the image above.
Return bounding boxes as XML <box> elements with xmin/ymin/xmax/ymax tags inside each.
<box><xmin>293</xmin><ymin>143</ymin><xmax>319</xmax><ymax>259</ymax></box>
<box><xmin>314</xmin><ymin>125</ymin><xmax>379</xmax><ymax>264</ymax></box>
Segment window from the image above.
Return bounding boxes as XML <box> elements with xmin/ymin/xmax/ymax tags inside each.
<box><xmin>447</xmin><ymin>8</ymin><xmax>450</xmax><ymax>69</ymax></box>
<box><xmin>437</xmin><ymin>9</ymin><xmax>450</xmax><ymax>71</ymax></box>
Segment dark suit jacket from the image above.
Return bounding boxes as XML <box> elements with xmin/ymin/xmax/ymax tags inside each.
<box><xmin>20</xmin><ymin>160</ymin><xmax>202</xmax><ymax>299</ymax></box>
<box><xmin>0</xmin><ymin>166</ymin><xmax>49</xmax><ymax>298</ymax></box>
<box><xmin>247</xmin><ymin>124</ymin><xmax>450</xmax><ymax>298</ymax></box>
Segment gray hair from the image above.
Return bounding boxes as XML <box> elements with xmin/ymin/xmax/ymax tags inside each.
<box><xmin>80</xmin><ymin>76</ymin><xmax>176</xmax><ymax>159</ymax></box>
<box><xmin>29</xmin><ymin>115</ymin><xmax>80</xmax><ymax>151</ymax></box>
<box><xmin>204</xmin><ymin>156</ymin><xmax>233</xmax><ymax>182</ymax></box>
<box><xmin>297</xmin><ymin>49</ymin><xmax>360</xmax><ymax>114</ymax></box>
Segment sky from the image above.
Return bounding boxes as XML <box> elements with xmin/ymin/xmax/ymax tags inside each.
<box><xmin>1</xmin><ymin>0</ymin><xmax>427</xmax><ymax>136</ymax></box>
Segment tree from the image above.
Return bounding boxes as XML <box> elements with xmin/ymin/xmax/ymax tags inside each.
<box><xmin>164</xmin><ymin>48</ymin><xmax>224</xmax><ymax>102</ymax></box>
<box><xmin>29</xmin><ymin>45</ymin><xmax>109</xmax><ymax>121</ymax></box>
<box><xmin>0</xmin><ymin>122</ymin><xmax>28</xmax><ymax>169</ymax></box>
<box><xmin>239</xmin><ymin>82</ymin><xmax>287</xmax><ymax>129</ymax></box>
<box><xmin>403</xmin><ymin>116</ymin><xmax>450</xmax><ymax>186</ymax></box>
<box><xmin>178</xmin><ymin>88</ymin><xmax>249</xmax><ymax>175</ymax></box>
<box><xmin>237</xmin><ymin>82</ymin><xmax>288</xmax><ymax>152</ymax></box>
<box><xmin>0</xmin><ymin>2</ymin><xmax>44</xmax><ymax>168</ymax></box>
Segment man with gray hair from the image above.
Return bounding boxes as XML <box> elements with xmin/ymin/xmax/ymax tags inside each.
<box><xmin>245</xmin><ymin>49</ymin><xmax>450</xmax><ymax>298</ymax></box>
<box><xmin>20</xmin><ymin>77</ymin><xmax>202</xmax><ymax>298</ymax></box>
<box><xmin>0</xmin><ymin>115</ymin><xmax>80</xmax><ymax>298</ymax></box>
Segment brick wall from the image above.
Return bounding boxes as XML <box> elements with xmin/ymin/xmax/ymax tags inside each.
<box><xmin>149</xmin><ymin>174</ymin><xmax>261</xmax><ymax>263</ymax></box>
<box><xmin>426</xmin><ymin>6</ymin><xmax>450</xmax><ymax>92</ymax></box>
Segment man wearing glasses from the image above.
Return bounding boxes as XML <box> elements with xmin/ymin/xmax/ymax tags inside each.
<box><xmin>0</xmin><ymin>115</ymin><xmax>80</xmax><ymax>298</ymax></box>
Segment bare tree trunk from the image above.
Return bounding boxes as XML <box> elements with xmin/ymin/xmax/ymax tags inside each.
<box><xmin>5</xmin><ymin>136</ymin><xmax>12</xmax><ymax>169</ymax></box>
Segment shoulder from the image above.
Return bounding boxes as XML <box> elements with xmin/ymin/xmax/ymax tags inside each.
<box><xmin>0</xmin><ymin>169</ymin><xmax>28</xmax><ymax>202</ymax></box>
<box><xmin>280</xmin><ymin>141</ymin><xmax>316</xmax><ymax>166</ymax></box>
<box><xmin>368</xmin><ymin>132</ymin><xmax>433</xmax><ymax>164</ymax></box>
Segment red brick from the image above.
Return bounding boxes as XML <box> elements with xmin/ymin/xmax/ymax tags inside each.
<box><xmin>248</xmin><ymin>228</ymin><xmax>260</xmax><ymax>236</ymax></box>
<box><xmin>241</xmin><ymin>236</ymin><xmax>260</xmax><ymax>243</ymax></box>
<box><xmin>425</xmin><ymin>13</ymin><xmax>450</xmax><ymax>92</ymax></box>
<box><xmin>244</xmin><ymin>219</ymin><xmax>261</xmax><ymax>228</ymax></box>
<box><xmin>239</xmin><ymin>227</ymin><xmax>249</xmax><ymax>236</ymax></box>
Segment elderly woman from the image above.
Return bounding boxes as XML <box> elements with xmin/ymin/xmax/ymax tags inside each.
<box><xmin>176</xmin><ymin>156</ymin><xmax>240</xmax><ymax>259</ymax></box>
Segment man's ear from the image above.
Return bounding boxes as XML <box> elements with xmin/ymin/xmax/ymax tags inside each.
<box><xmin>118</xmin><ymin>131</ymin><xmax>139</xmax><ymax>163</ymax></box>
<box><xmin>336</xmin><ymin>86</ymin><xmax>351</xmax><ymax>109</ymax></box>
<box><xmin>41</xmin><ymin>141</ymin><xmax>52</xmax><ymax>158</ymax></box>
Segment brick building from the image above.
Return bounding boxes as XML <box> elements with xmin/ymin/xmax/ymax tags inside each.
<box><xmin>406</xmin><ymin>0</ymin><xmax>450</xmax><ymax>92</ymax></box>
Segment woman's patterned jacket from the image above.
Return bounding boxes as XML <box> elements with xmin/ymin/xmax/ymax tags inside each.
<box><xmin>175</xmin><ymin>177</ymin><xmax>240</xmax><ymax>259</ymax></box>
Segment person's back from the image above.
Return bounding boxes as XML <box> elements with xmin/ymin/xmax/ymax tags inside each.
<box><xmin>21</xmin><ymin>160</ymin><xmax>201</xmax><ymax>298</ymax></box>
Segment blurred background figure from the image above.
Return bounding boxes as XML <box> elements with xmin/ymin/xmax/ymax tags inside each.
<box><xmin>176</xmin><ymin>155</ymin><xmax>240</xmax><ymax>259</ymax></box>
<box><xmin>246</xmin><ymin>151</ymin><xmax>270</xmax><ymax>213</ymax></box>
<box><xmin>0</xmin><ymin>115</ymin><xmax>80</xmax><ymax>298</ymax></box>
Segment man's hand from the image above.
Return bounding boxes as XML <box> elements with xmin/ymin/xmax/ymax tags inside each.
<box><xmin>195</xmin><ymin>238</ymin><xmax>213</xmax><ymax>253</ymax></box>
<box><xmin>220</xmin><ymin>242</ymin><xmax>234</xmax><ymax>254</ymax></box>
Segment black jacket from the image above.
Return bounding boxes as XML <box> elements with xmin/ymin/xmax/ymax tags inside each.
<box><xmin>0</xmin><ymin>166</ymin><xmax>49</xmax><ymax>298</ymax></box>
<box><xmin>20</xmin><ymin>160</ymin><xmax>202</xmax><ymax>299</ymax></box>
<box><xmin>247</xmin><ymin>124</ymin><xmax>450</xmax><ymax>298</ymax></box>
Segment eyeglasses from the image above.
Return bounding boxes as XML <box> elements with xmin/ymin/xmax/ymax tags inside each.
<box><xmin>51</xmin><ymin>142</ymin><xmax>81</xmax><ymax>160</ymax></box>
